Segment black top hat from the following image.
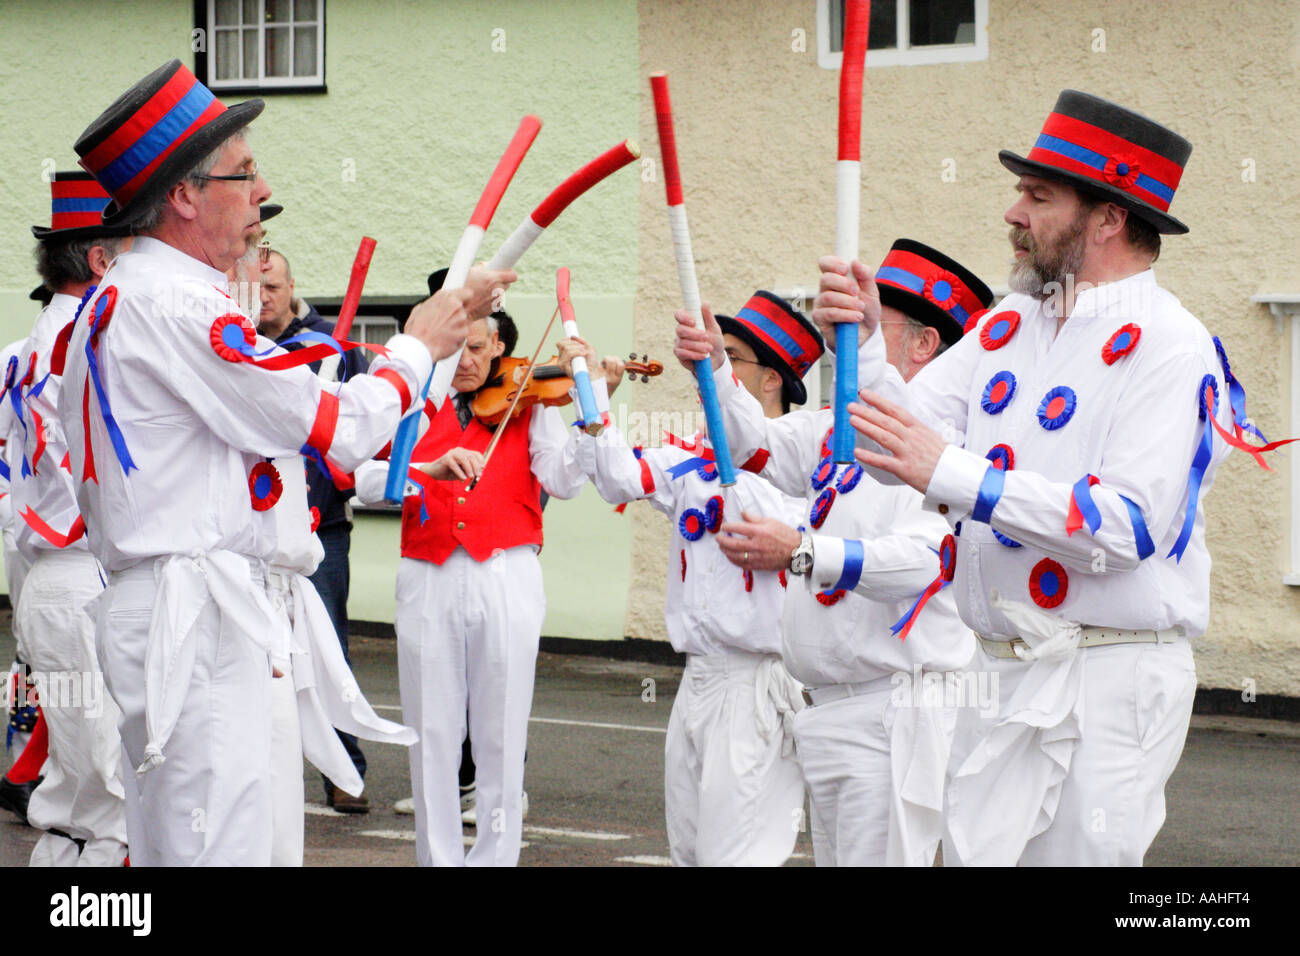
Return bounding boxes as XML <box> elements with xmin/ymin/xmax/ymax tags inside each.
<box><xmin>30</xmin><ymin>171</ymin><xmax>133</xmax><ymax>243</ymax></box>
<box><xmin>715</xmin><ymin>291</ymin><xmax>824</xmax><ymax>407</ymax></box>
<box><xmin>998</xmin><ymin>90</ymin><xmax>1192</xmax><ymax>235</ymax></box>
<box><xmin>874</xmin><ymin>239</ymin><xmax>994</xmax><ymax>345</ymax></box>
<box><xmin>259</xmin><ymin>204</ymin><xmax>283</xmax><ymax>223</ymax></box>
<box><xmin>29</xmin><ymin>285</ymin><xmax>53</xmax><ymax>306</ymax></box>
<box><xmin>74</xmin><ymin>59</ymin><xmax>264</xmax><ymax>227</ymax></box>
<box><xmin>427</xmin><ymin>268</ymin><xmax>518</xmax><ymax>357</ymax></box>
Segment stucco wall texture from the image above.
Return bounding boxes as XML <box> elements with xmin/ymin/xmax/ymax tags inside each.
<box><xmin>632</xmin><ymin>0</ymin><xmax>1300</xmax><ymax>696</ymax></box>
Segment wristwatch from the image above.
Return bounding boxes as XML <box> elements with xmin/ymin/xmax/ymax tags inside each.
<box><xmin>789</xmin><ymin>531</ymin><xmax>814</xmax><ymax>576</ymax></box>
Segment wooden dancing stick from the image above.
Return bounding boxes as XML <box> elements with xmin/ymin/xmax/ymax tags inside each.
<box><xmin>384</xmin><ymin>115</ymin><xmax>542</xmax><ymax>504</ymax></box>
<box><xmin>831</xmin><ymin>0</ymin><xmax>870</xmax><ymax>464</ymax></box>
<box><xmin>650</xmin><ymin>70</ymin><xmax>737</xmax><ymax>487</ymax></box>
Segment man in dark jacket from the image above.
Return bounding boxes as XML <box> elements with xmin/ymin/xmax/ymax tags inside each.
<box><xmin>260</xmin><ymin>248</ymin><xmax>371</xmax><ymax>813</ymax></box>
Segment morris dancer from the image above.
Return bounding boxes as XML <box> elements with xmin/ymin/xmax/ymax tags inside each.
<box><xmin>13</xmin><ymin>172</ymin><xmax>132</xmax><ymax>865</ymax></box>
<box><xmin>60</xmin><ymin>60</ymin><xmax>508</xmax><ymax>865</ymax></box>
<box><xmin>676</xmin><ymin>242</ymin><xmax>991</xmax><ymax>866</ymax></box>
<box><xmin>824</xmin><ymin>91</ymin><xmax>1274</xmax><ymax>865</ymax></box>
<box><xmin>574</xmin><ymin>291</ymin><xmax>812</xmax><ymax>866</ymax></box>
<box><xmin>355</xmin><ymin>313</ymin><xmax>595</xmax><ymax>867</ymax></box>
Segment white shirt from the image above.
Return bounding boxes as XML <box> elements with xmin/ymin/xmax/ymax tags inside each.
<box><xmin>0</xmin><ymin>337</ymin><xmax>29</xmax><ymax>534</ymax></box>
<box><xmin>12</xmin><ymin>294</ymin><xmax>87</xmax><ymax>561</ymax></box>
<box><xmin>858</xmin><ymin>268</ymin><xmax>1231</xmax><ymax>639</ymax></box>
<box><xmin>58</xmin><ymin>237</ymin><xmax>431</xmax><ymax>572</ymax></box>
<box><xmin>710</xmin><ymin>371</ymin><xmax>974</xmax><ymax>687</ymax></box>
<box><xmin>576</xmin><ymin>420</ymin><xmax>801</xmax><ymax>658</ymax></box>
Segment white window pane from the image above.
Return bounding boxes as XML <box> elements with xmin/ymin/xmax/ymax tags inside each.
<box><xmin>215</xmin><ymin>29</ymin><xmax>239</xmax><ymax>80</ymax></box>
<box><xmin>265</xmin><ymin>26</ymin><xmax>291</xmax><ymax>76</ymax></box>
<box><xmin>215</xmin><ymin>0</ymin><xmax>239</xmax><ymax>27</ymax></box>
<box><xmin>295</xmin><ymin>0</ymin><xmax>317</xmax><ymax>21</ymax></box>
<box><xmin>293</xmin><ymin>26</ymin><xmax>317</xmax><ymax>76</ymax></box>
<box><xmin>266</xmin><ymin>0</ymin><xmax>292</xmax><ymax>23</ymax></box>
<box><xmin>243</xmin><ymin>28</ymin><xmax>259</xmax><ymax>79</ymax></box>
<box><xmin>909</xmin><ymin>0</ymin><xmax>975</xmax><ymax>46</ymax></box>
<box><xmin>243</xmin><ymin>0</ymin><xmax>257</xmax><ymax>22</ymax></box>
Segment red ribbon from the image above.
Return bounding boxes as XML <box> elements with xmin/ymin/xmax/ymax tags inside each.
<box><xmin>20</xmin><ymin>508</ymin><xmax>85</xmax><ymax>548</ymax></box>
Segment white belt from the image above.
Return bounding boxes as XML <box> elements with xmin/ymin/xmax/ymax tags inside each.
<box><xmin>801</xmin><ymin>675</ymin><xmax>891</xmax><ymax>708</ymax></box>
<box><xmin>975</xmin><ymin>626</ymin><xmax>1181</xmax><ymax>660</ymax></box>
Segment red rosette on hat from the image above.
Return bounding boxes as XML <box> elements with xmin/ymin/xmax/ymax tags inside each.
<box><xmin>704</xmin><ymin>495</ymin><xmax>724</xmax><ymax>533</ymax></box>
<box><xmin>1101</xmin><ymin>323</ymin><xmax>1142</xmax><ymax>365</ymax></box>
<box><xmin>810</xmin><ymin>487</ymin><xmax>836</xmax><ymax>529</ymax></box>
<box><xmin>1029</xmin><ymin>558</ymin><xmax>1068</xmax><ymax>609</ymax></box>
<box><xmin>979</xmin><ymin>310</ymin><xmax>1020</xmax><ymax>351</ymax></box>
<box><xmin>923</xmin><ymin>271</ymin><xmax>962</xmax><ymax>310</ymax></box>
<box><xmin>1103</xmin><ymin>154</ymin><xmax>1142</xmax><ymax>191</ymax></box>
<box><xmin>248</xmin><ymin>461</ymin><xmax>283</xmax><ymax>511</ymax></box>
<box><xmin>810</xmin><ymin>456</ymin><xmax>837</xmax><ymax>491</ymax></box>
<box><xmin>211</xmin><ymin>314</ymin><xmax>255</xmax><ymax>364</ymax></box>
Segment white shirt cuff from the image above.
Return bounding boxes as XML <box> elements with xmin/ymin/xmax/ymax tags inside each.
<box><xmin>923</xmin><ymin>444</ymin><xmax>990</xmax><ymax>519</ymax></box>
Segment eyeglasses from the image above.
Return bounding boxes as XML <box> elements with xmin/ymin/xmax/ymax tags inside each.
<box><xmin>725</xmin><ymin>350</ymin><xmax>765</xmax><ymax>368</ymax></box>
<box><xmin>196</xmin><ymin>161</ymin><xmax>260</xmax><ymax>183</ymax></box>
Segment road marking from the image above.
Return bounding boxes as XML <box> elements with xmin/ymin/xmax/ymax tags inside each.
<box><xmin>368</xmin><ymin>707</ymin><xmax>668</xmax><ymax>736</ymax></box>
<box><xmin>616</xmin><ymin>854</ymin><xmax>672</xmax><ymax>866</ymax></box>
<box><xmin>524</xmin><ymin>826</ymin><xmax>630</xmax><ymax>841</ymax></box>
<box><xmin>359</xmin><ymin>830</ymin><xmax>528</xmax><ymax>850</ymax></box>
<box><xmin>305</xmin><ymin>803</ymin><xmax>346</xmax><ymax>817</ymax></box>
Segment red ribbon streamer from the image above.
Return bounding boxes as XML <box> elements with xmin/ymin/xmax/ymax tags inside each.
<box><xmin>21</xmin><ymin>508</ymin><xmax>85</xmax><ymax>548</ymax></box>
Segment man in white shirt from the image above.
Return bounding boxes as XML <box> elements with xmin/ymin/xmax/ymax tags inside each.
<box><xmin>61</xmin><ymin>59</ymin><xmax>510</xmax><ymax>865</ymax></box>
<box><xmin>816</xmin><ymin>90</ymin><xmax>1252</xmax><ymax>865</ymax></box>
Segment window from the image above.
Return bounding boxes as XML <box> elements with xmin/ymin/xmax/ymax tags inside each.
<box><xmin>350</xmin><ymin>316</ymin><xmax>400</xmax><ymax>347</ymax></box>
<box><xmin>198</xmin><ymin>0</ymin><xmax>325</xmax><ymax>92</ymax></box>
<box><xmin>818</xmin><ymin>0</ymin><xmax>987</xmax><ymax>69</ymax></box>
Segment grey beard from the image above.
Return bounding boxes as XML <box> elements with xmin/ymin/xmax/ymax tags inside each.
<box><xmin>1007</xmin><ymin>221</ymin><xmax>1089</xmax><ymax>301</ymax></box>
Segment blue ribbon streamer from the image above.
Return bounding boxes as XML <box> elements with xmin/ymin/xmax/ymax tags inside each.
<box><xmin>831</xmin><ymin>538</ymin><xmax>865</xmax><ymax>593</ymax></box>
<box><xmin>972</xmin><ymin>464</ymin><xmax>1005</xmax><ymax>524</ymax></box>
<box><xmin>7</xmin><ymin>364</ymin><xmax>31</xmax><ymax>479</ymax></box>
<box><xmin>666</xmin><ymin>456</ymin><xmax>717</xmax><ymax>482</ymax></box>
<box><xmin>1120</xmin><ymin>494</ymin><xmax>1154</xmax><ymax>560</ymax></box>
<box><xmin>1070</xmin><ymin>475</ymin><xmax>1103</xmax><ymax>534</ymax></box>
<box><xmin>889</xmin><ymin>579</ymin><xmax>951</xmax><ymax>636</ymax></box>
<box><xmin>1167</xmin><ymin>417</ymin><xmax>1212</xmax><ymax>562</ymax></box>
<box><xmin>85</xmin><ymin>300</ymin><xmax>137</xmax><ymax>475</ymax></box>
<box><xmin>1213</xmin><ymin>336</ymin><xmax>1268</xmax><ymax>444</ymax></box>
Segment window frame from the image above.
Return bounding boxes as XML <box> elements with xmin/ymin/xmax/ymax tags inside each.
<box><xmin>817</xmin><ymin>0</ymin><xmax>989</xmax><ymax>70</ymax></box>
<box><xmin>195</xmin><ymin>0</ymin><xmax>327</xmax><ymax>95</ymax></box>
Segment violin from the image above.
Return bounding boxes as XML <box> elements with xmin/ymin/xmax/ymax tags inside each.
<box><xmin>470</xmin><ymin>353</ymin><xmax>664</xmax><ymax>427</ymax></box>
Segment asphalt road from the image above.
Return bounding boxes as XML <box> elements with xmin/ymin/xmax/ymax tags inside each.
<box><xmin>0</xmin><ymin>621</ymin><xmax>1295</xmax><ymax>867</ymax></box>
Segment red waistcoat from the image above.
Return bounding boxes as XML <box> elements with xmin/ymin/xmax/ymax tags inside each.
<box><xmin>400</xmin><ymin>399</ymin><xmax>543</xmax><ymax>564</ymax></box>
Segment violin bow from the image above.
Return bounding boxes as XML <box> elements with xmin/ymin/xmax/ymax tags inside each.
<box><xmin>831</xmin><ymin>0</ymin><xmax>870</xmax><ymax>464</ymax></box>
<box><xmin>384</xmin><ymin>115</ymin><xmax>542</xmax><ymax>504</ymax></box>
<box><xmin>466</xmin><ymin>300</ymin><xmax>564</xmax><ymax>492</ymax></box>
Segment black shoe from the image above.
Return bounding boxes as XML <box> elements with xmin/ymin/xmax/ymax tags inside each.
<box><xmin>0</xmin><ymin>776</ymin><xmax>41</xmax><ymax>825</ymax></box>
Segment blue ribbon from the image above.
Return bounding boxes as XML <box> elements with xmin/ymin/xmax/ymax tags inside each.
<box><xmin>1213</xmin><ymin>336</ymin><xmax>1267</xmax><ymax>444</ymax></box>
<box><xmin>85</xmin><ymin>298</ymin><xmax>137</xmax><ymax>475</ymax></box>
<box><xmin>1120</xmin><ymin>494</ymin><xmax>1154</xmax><ymax>560</ymax></box>
<box><xmin>831</xmin><ymin>539</ymin><xmax>865</xmax><ymax>592</ymax></box>
<box><xmin>7</xmin><ymin>363</ymin><xmax>30</xmax><ymax>479</ymax></box>
<box><xmin>1167</xmin><ymin>376</ymin><xmax>1217</xmax><ymax>562</ymax></box>
<box><xmin>666</xmin><ymin>456</ymin><xmax>717</xmax><ymax>482</ymax></box>
<box><xmin>972</xmin><ymin>464</ymin><xmax>1005</xmax><ymax>524</ymax></box>
<box><xmin>225</xmin><ymin>327</ymin><xmax>346</xmax><ymax>362</ymax></box>
<box><xmin>1070</xmin><ymin>475</ymin><xmax>1103</xmax><ymax>535</ymax></box>
<box><xmin>889</xmin><ymin>578</ymin><xmax>951</xmax><ymax>636</ymax></box>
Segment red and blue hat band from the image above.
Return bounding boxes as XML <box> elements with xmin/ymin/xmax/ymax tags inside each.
<box><xmin>1028</xmin><ymin>112</ymin><xmax>1182</xmax><ymax>212</ymax></box>
<box><xmin>875</xmin><ymin>249</ymin><xmax>983</xmax><ymax>323</ymax></box>
<box><xmin>81</xmin><ymin>68</ymin><xmax>225</xmax><ymax>206</ymax></box>
<box><xmin>735</xmin><ymin>295</ymin><xmax>820</xmax><ymax>377</ymax></box>
<box><xmin>49</xmin><ymin>179</ymin><xmax>112</xmax><ymax>231</ymax></box>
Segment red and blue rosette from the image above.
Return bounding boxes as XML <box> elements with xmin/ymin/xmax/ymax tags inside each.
<box><xmin>810</xmin><ymin>456</ymin><xmax>837</xmax><ymax>491</ymax></box>
<box><xmin>923</xmin><ymin>271</ymin><xmax>961</xmax><ymax>310</ymax></box>
<box><xmin>979</xmin><ymin>310</ymin><xmax>1020</xmax><ymax>351</ymax></box>
<box><xmin>248</xmin><ymin>461</ymin><xmax>283</xmax><ymax>511</ymax></box>
<box><xmin>986</xmin><ymin>443</ymin><xmax>1014</xmax><ymax>472</ymax></box>
<box><xmin>835</xmin><ymin>463</ymin><xmax>863</xmax><ymax>494</ymax></box>
<box><xmin>890</xmin><ymin>534</ymin><xmax>957</xmax><ymax>640</ymax></box>
<box><xmin>1101</xmin><ymin>323</ymin><xmax>1141</xmax><ymax>365</ymax></box>
<box><xmin>704</xmin><ymin>495</ymin><xmax>724</xmax><ymax>533</ymax></box>
<box><xmin>1066</xmin><ymin>474</ymin><xmax>1102</xmax><ymax>536</ymax></box>
<box><xmin>1102</xmin><ymin>154</ymin><xmax>1141</xmax><ymax>190</ymax></box>
<box><xmin>1036</xmin><ymin>386</ymin><xmax>1077</xmax><ymax>431</ymax></box>
<box><xmin>810</xmin><ymin>487</ymin><xmax>836</xmax><ymax>529</ymax></box>
<box><xmin>1028</xmin><ymin>557</ymin><xmax>1068</xmax><ymax>609</ymax></box>
<box><xmin>679</xmin><ymin>508</ymin><xmax>706</xmax><ymax>541</ymax></box>
<box><xmin>980</xmin><ymin>371</ymin><xmax>1018</xmax><ymax>415</ymax></box>
<box><xmin>815</xmin><ymin>588</ymin><xmax>846</xmax><ymax>607</ymax></box>
<box><xmin>210</xmin><ymin>313</ymin><xmax>256</xmax><ymax>363</ymax></box>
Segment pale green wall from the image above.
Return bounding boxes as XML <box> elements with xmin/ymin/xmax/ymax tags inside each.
<box><xmin>0</xmin><ymin>0</ymin><xmax>642</xmax><ymax>640</ymax></box>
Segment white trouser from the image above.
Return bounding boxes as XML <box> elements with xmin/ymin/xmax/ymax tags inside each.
<box><xmin>944</xmin><ymin>639</ymin><xmax>1196</xmax><ymax>866</ymax></box>
<box><xmin>269</xmin><ymin>666</ymin><xmax>304</xmax><ymax>866</ymax></box>
<box><xmin>666</xmin><ymin>651</ymin><xmax>804</xmax><ymax>866</ymax></box>
<box><xmin>17</xmin><ymin>549</ymin><xmax>127</xmax><ymax>867</ymax></box>
<box><xmin>795</xmin><ymin>676</ymin><xmax>956</xmax><ymax>867</ymax></box>
<box><xmin>97</xmin><ymin>561</ymin><xmax>275</xmax><ymax>866</ymax></box>
<box><xmin>396</xmin><ymin>549</ymin><xmax>543</xmax><ymax>867</ymax></box>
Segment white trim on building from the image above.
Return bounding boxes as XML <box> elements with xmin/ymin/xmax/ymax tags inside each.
<box><xmin>817</xmin><ymin>0</ymin><xmax>989</xmax><ymax>70</ymax></box>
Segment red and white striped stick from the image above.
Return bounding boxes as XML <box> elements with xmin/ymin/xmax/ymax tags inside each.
<box><xmin>385</xmin><ymin>115</ymin><xmax>542</xmax><ymax>503</ymax></box>
<box><xmin>332</xmin><ymin>236</ymin><xmax>377</xmax><ymax>343</ymax></box>
<box><xmin>831</xmin><ymin>0</ymin><xmax>870</xmax><ymax>464</ymax></box>
<box><xmin>487</xmin><ymin>139</ymin><xmax>640</xmax><ymax>270</ymax></box>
